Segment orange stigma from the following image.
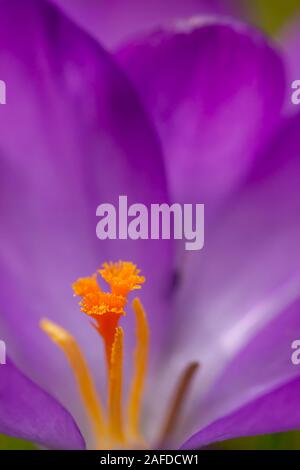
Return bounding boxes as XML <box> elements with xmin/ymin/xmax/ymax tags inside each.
<box><xmin>72</xmin><ymin>262</ymin><xmax>143</xmax><ymax>367</ymax></box>
<box><xmin>67</xmin><ymin>261</ymin><xmax>149</xmax><ymax>447</ymax></box>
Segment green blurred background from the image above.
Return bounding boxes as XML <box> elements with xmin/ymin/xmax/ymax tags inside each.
<box><xmin>1</xmin><ymin>0</ymin><xmax>300</xmax><ymax>451</ymax></box>
<box><xmin>2</xmin><ymin>430</ymin><xmax>300</xmax><ymax>450</ymax></box>
<box><xmin>243</xmin><ymin>0</ymin><xmax>300</xmax><ymax>35</ymax></box>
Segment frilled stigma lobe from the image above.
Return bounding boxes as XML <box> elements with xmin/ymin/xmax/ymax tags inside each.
<box><xmin>72</xmin><ymin>274</ymin><xmax>127</xmax><ymax>316</ymax></box>
<box><xmin>99</xmin><ymin>261</ymin><xmax>145</xmax><ymax>296</ymax></box>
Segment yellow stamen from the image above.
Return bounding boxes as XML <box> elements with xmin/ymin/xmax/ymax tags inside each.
<box><xmin>127</xmin><ymin>298</ymin><xmax>150</xmax><ymax>442</ymax></box>
<box><xmin>99</xmin><ymin>261</ymin><xmax>145</xmax><ymax>296</ymax></box>
<box><xmin>40</xmin><ymin>318</ymin><xmax>107</xmax><ymax>449</ymax></box>
<box><xmin>156</xmin><ymin>362</ymin><xmax>200</xmax><ymax>448</ymax></box>
<box><xmin>108</xmin><ymin>327</ymin><xmax>125</xmax><ymax>445</ymax></box>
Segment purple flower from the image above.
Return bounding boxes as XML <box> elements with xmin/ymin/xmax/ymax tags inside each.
<box><xmin>0</xmin><ymin>0</ymin><xmax>300</xmax><ymax>450</ymax></box>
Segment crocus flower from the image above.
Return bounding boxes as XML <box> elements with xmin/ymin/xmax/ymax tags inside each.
<box><xmin>1</xmin><ymin>0</ymin><xmax>300</xmax><ymax>450</ymax></box>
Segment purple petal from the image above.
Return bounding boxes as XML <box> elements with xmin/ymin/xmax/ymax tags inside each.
<box><xmin>280</xmin><ymin>16</ymin><xmax>300</xmax><ymax>113</ymax></box>
<box><xmin>0</xmin><ymin>0</ymin><xmax>172</xmax><ymax>440</ymax></box>
<box><xmin>166</xmin><ymin>113</ymin><xmax>300</xmax><ymax>446</ymax></box>
<box><xmin>181</xmin><ymin>374</ymin><xmax>300</xmax><ymax>449</ymax></box>
<box><xmin>0</xmin><ymin>358</ymin><xmax>84</xmax><ymax>449</ymax></box>
<box><xmin>188</xmin><ymin>295</ymin><xmax>300</xmax><ymax>437</ymax></box>
<box><xmin>51</xmin><ymin>0</ymin><xmax>239</xmax><ymax>50</ymax></box>
<box><xmin>117</xmin><ymin>20</ymin><xmax>285</xmax><ymax>205</ymax></box>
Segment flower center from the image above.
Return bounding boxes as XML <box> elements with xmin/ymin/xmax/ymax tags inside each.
<box><xmin>40</xmin><ymin>261</ymin><xmax>198</xmax><ymax>449</ymax></box>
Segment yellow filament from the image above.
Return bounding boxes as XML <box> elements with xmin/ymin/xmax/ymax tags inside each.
<box><xmin>127</xmin><ymin>298</ymin><xmax>150</xmax><ymax>441</ymax></box>
<box><xmin>156</xmin><ymin>362</ymin><xmax>200</xmax><ymax>448</ymax></box>
<box><xmin>40</xmin><ymin>318</ymin><xmax>106</xmax><ymax>449</ymax></box>
<box><xmin>108</xmin><ymin>326</ymin><xmax>125</xmax><ymax>445</ymax></box>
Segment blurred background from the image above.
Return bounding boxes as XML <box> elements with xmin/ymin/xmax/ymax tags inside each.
<box><xmin>241</xmin><ymin>0</ymin><xmax>300</xmax><ymax>35</ymax></box>
<box><xmin>1</xmin><ymin>0</ymin><xmax>300</xmax><ymax>450</ymax></box>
